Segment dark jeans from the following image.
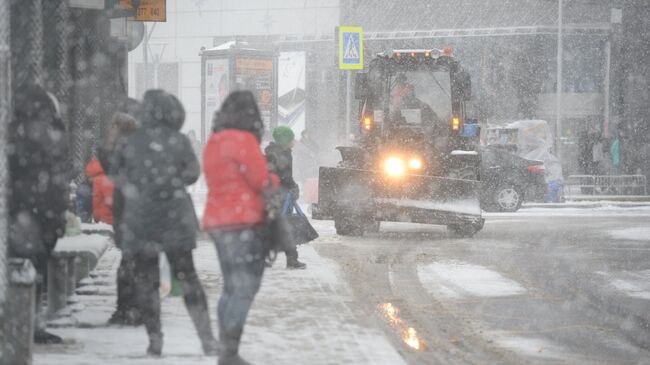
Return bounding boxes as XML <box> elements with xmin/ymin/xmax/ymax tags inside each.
<box><xmin>209</xmin><ymin>228</ymin><xmax>266</xmax><ymax>343</ymax></box>
<box><xmin>131</xmin><ymin>249</ymin><xmax>214</xmax><ymax>344</ymax></box>
<box><xmin>116</xmin><ymin>255</ymin><xmax>136</xmax><ymax>315</ymax></box>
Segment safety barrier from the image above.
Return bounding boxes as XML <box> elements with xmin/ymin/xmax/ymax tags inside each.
<box><xmin>564</xmin><ymin>175</ymin><xmax>647</xmax><ymax>197</ymax></box>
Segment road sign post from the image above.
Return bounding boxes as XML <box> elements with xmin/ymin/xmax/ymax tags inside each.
<box><xmin>338</xmin><ymin>26</ymin><xmax>363</xmax><ymax>70</ymax></box>
<box><xmin>338</xmin><ymin>26</ymin><xmax>363</xmax><ymax>142</ymax></box>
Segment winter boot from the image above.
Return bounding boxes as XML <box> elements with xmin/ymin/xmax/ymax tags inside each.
<box><xmin>147</xmin><ymin>333</ymin><xmax>163</xmax><ymax>356</ymax></box>
<box><xmin>107</xmin><ymin>310</ymin><xmax>126</xmax><ymax>325</ymax></box>
<box><xmin>286</xmin><ymin>250</ymin><xmax>306</xmax><ymax>270</ymax></box>
<box><xmin>184</xmin><ymin>293</ymin><xmax>219</xmax><ymax>355</ymax></box>
<box><xmin>218</xmin><ymin>339</ymin><xmax>253</xmax><ymax>365</ymax></box>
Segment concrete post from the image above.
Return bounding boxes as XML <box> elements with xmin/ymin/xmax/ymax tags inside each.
<box><xmin>3</xmin><ymin>259</ymin><xmax>37</xmax><ymax>365</ymax></box>
<box><xmin>46</xmin><ymin>257</ymin><xmax>68</xmax><ymax>318</ymax></box>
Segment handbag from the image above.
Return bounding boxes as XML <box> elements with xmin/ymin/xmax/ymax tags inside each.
<box><xmin>263</xmin><ymin>189</ymin><xmax>296</xmax><ymax>263</ymax></box>
<box><xmin>285</xmin><ymin>202</ymin><xmax>319</xmax><ymax>245</ymax></box>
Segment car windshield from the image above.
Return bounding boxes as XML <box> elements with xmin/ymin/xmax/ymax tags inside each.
<box><xmin>387</xmin><ymin>70</ymin><xmax>452</xmax><ymax>127</ymax></box>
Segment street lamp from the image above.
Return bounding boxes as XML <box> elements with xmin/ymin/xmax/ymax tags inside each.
<box><xmin>555</xmin><ymin>0</ymin><xmax>563</xmax><ymax>158</ymax></box>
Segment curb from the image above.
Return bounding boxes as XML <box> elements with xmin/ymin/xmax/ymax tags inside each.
<box><xmin>522</xmin><ymin>201</ymin><xmax>650</xmax><ymax>209</ymax></box>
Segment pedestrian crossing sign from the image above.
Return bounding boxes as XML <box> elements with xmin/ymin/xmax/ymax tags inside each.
<box><xmin>339</xmin><ymin>26</ymin><xmax>363</xmax><ymax>70</ymax></box>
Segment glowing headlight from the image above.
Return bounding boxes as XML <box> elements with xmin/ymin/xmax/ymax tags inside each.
<box><xmin>384</xmin><ymin>157</ymin><xmax>406</xmax><ymax>177</ymax></box>
<box><xmin>408</xmin><ymin>158</ymin><xmax>423</xmax><ymax>170</ymax></box>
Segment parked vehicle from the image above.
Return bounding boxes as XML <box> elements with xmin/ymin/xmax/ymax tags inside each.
<box><xmin>480</xmin><ymin>146</ymin><xmax>546</xmax><ymax>212</ymax></box>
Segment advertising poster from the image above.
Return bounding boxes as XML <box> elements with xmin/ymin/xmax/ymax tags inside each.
<box><xmin>278</xmin><ymin>51</ymin><xmax>306</xmax><ymax>135</ymax></box>
<box><xmin>234</xmin><ymin>57</ymin><xmax>274</xmax><ymax>133</ymax></box>
<box><xmin>204</xmin><ymin>58</ymin><xmax>229</xmax><ymax>142</ymax></box>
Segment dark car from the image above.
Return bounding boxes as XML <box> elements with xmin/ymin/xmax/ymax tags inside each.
<box><xmin>480</xmin><ymin>146</ymin><xmax>546</xmax><ymax>212</ymax></box>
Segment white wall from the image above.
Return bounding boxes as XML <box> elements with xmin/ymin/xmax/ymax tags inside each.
<box><xmin>128</xmin><ymin>0</ymin><xmax>340</xmax><ymax>134</ymax></box>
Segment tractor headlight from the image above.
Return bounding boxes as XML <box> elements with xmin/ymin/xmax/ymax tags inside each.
<box><xmin>408</xmin><ymin>158</ymin><xmax>423</xmax><ymax>170</ymax></box>
<box><xmin>384</xmin><ymin>156</ymin><xmax>406</xmax><ymax>178</ymax></box>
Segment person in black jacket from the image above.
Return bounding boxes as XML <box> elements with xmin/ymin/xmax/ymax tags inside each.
<box><xmin>112</xmin><ymin>90</ymin><xmax>218</xmax><ymax>356</ymax></box>
<box><xmin>265</xmin><ymin>126</ymin><xmax>307</xmax><ymax>270</ymax></box>
<box><xmin>98</xmin><ymin>102</ymin><xmax>140</xmax><ymax>326</ymax></box>
<box><xmin>8</xmin><ymin>84</ymin><xmax>71</xmax><ymax>344</ymax></box>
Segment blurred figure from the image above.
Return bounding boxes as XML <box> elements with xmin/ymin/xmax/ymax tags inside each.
<box><xmin>203</xmin><ymin>90</ymin><xmax>279</xmax><ymax>365</ymax></box>
<box><xmin>8</xmin><ymin>84</ymin><xmax>71</xmax><ymax>344</ymax></box>
<box><xmin>99</xmin><ymin>106</ymin><xmax>140</xmax><ymax>326</ymax></box>
<box><xmin>265</xmin><ymin>126</ymin><xmax>307</xmax><ymax>270</ymax></box>
<box><xmin>85</xmin><ymin>157</ymin><xmax>114</xmax><ymax>224</ymax></box>
<box><xmin>294</xmin><ymin>129</ymin><xmax>320</xmax><ymax>183</ymax></box>
<box><xmin>112</xmin><ymin>90</ymin><xmax>218</xmax><ymax>356</ymax></box>
<box><xmin>592</xmin><ymin>137</ymin><xmax>604</xmax><ymax>175</ymax></box>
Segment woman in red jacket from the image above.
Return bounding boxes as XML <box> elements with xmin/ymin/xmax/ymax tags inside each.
<box><xmin>85</xmin><ymin>157</ymin><xmax>114</xmax><ymax>224</ymax></box>
<box><xmin>203</xmin><ymin>91</ymin><xmax>277</xmax><ymax>365</ymax></box>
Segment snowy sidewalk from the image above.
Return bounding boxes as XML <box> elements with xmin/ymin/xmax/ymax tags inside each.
<box><xmin>35</xmin><ymin>240</ymin><xmax>405</xmax><ymax>365</ymax></box>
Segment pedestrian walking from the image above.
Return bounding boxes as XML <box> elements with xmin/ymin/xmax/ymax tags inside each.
<box><xmin>294</xmin><ymin>129</ymin><xmax>320</xmax><ymax>183</ymax></box>
<box><xmin>98</xmin><ymin>105</ymin><xmax>141</xmax><ymax>326</ymax></box>
<box><xmin>203</xmin><ymin>90</ymin><xmax>279</xmax><ymax>365</ymax></box>
<box><xmin>85</xmin><ymin>157</ymin><xmax>114</xmax><ymax>224</ymax></box>
<box><xmin>112</xmin><ymin>90</ymin><xmax>218</xmax><ymax>356</ymax></box>
<box><xmin>592</xmin><ymin>136</ymin><xmax>604</xmax><ymax>175</ymax></box>
<box><xmin>265</xmin><ymin>126</ymin><xmax>307</xmax><ymax>269</ymax></box>
<box><xmin>8</xmin><ymin>84</ymin><xmax>71</xmax><ymax>344</ymax></box>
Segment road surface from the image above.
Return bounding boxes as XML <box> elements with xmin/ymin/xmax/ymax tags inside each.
<box><xmin>313</xmin><ymin>207</ymin><xmax>650</xmax><ymax>364</ymax></box>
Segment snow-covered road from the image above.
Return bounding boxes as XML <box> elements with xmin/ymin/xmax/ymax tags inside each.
<box><xmin>314</xmin><ymin>207</ymin><xmax>650</xmax><ymax>364</ymax></box>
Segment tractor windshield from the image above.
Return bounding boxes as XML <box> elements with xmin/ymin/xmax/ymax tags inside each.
<box><xmin>387</xmin><ymin>70</ymin><xmax>452</xmax><ymax>127</ymax></box>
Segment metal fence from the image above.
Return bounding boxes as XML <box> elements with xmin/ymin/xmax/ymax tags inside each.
<box><xmin>564</xmin><ymin>174</ymin><xmax>648</xmax><ymax>197</ymax></box>
<box><xmin>0</xmin><ymin>0</ymin><xmax>11</xmax><ymax>355</ymax></box>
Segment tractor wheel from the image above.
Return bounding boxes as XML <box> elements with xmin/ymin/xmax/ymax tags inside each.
<box><xmin>334</xmin><ymin>215</ymin><xmax>365</xmax><ymax>236</ymax></box>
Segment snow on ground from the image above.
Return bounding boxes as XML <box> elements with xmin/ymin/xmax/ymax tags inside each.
<box><xmin>35</xmin><ymin>240</ymin><xmax>406</xmax><ymax>365</ymax></box>
<box><xmin>487</xmin><ymin>205</ymin><xmax>650</xmax><ymax>218</ymax></box>
<box><xmin>417</xmin><ymin>261</ymin><xmax>525</xmax><ymax>299</ymax></box>
<box><xmin>489</xmin><ymin>334</ymin><xmax>566</xmax><ymax>360</ymax></box>
<box><xmin>607</xmin><ymin>227</ymin><xmax>650</xmax><ymax>242</ymax></box>
<box><xmin>597</xmin><ymin>270</ymin><xmax>650</xmax><ymax>300</ymax></box>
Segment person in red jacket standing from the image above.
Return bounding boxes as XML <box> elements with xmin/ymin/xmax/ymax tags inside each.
<box><xmin>85</xmin><ymin>157</ymin><xmax>114</xmax><ymax>224</ymax></box>
<box><xmin>203</xmin><ymin>91</ymin><xmax>278</xmax><ymax>365</ymax></box>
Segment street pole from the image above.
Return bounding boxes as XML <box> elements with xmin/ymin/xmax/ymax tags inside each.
<box><xmin>604</xmin><ymin>39</ymin><xmax>611</xmax><ymax>138</ymax></box>
<box><xmin>555</xmin><ymin>0</ymin><xmax>563</xmax><ymax>157</ymax></box>
<box><xmin>143</xmin><ymin>22</ymin><xmax>148</xmax><ymax>91</ymax></box>
<box><xmin>345</xmin><ymin>70</ymin><xmax>351</xmax><ymax>142</ymax></box>
<box><xmin>0</xmin><ymin>0</ymin><xmax>10</xmax><ymax>356</ymax></box>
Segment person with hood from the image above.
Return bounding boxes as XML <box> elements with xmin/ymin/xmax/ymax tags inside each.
<box><xmin>203</xmin><ymin>90</ymin><xmax>279</xmax><ymax>365</ymax></box>
<box><xmin>265</xmin><ymin>126</ymin><xmax>307</xmax><ymax>270</ymax></box>
<box><xmin>8</xmin><ymin>84</ymin><xmax>71</xmax><ymax>344</ymax></box>
<box><xmin>112</xmin><ymin>90</ymin><xmax>218</xmax><ymax>356</ymax></box>
<box><xmin>97</xmin><ymin>106</ymin><xmax>141</xmax><ymax>325</ymax></box>
<box><xmin>85</xmin><ymin>157</ymin><xmax>114</xmax><ymax>224</ymax></box>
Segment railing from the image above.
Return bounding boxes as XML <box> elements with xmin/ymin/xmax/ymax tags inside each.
<box><xmin>564</xmin><ymin>175</ymin><xmax>647</xmax><ymax>197</ymax></box>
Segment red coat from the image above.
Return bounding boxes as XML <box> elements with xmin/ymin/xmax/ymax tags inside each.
<box><xmin>202</xmin><ymin>129</ymin><xmax>278</xmax><ymax>231</ymax></box>
<box><xmin>85</xmin><ymin>158</ymin><xmax>114</xmax><ymax>224</ymax></box>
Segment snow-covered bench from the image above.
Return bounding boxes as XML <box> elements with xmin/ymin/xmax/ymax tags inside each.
<box><xmin>47</xmin><ymin>232</ymin><xmax>110</xmax><ymax>317</ymax></box>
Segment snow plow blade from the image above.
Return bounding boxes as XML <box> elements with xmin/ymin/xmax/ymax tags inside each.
<box><xmin>313</xmin><ymin>166</ymin><xmax>483</xmax><ymax>227</ymax></box>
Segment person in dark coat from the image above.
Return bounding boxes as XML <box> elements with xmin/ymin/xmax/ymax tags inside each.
<box><xmin>265</xmin><ymin>126</ymin><xmax>307</xmax><ymax>270</ymax></box>
<box><xmin>8</xmin><ymin>84</ymin><xmax>71</xmax><ymax>344</ymax></box>
<box><xmin>98</xmin><ymin>105</ymin><xmax>141</xmax><ymax>326</ymax></box>
<box><xmin>112</xmin><ymin>90</ymin><xmax>218</xmax><ymax>356</ymax></box>
<box><xmin>203</xmin><ymin>90</ymin><xmax>279</xmax><ymax>365</ymax></box>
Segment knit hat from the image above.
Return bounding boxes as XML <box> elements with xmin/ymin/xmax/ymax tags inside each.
<box><xmin>272</xmin><ymin>126</ymin><xmax>295</xmax><ymax>147</ymax></box>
